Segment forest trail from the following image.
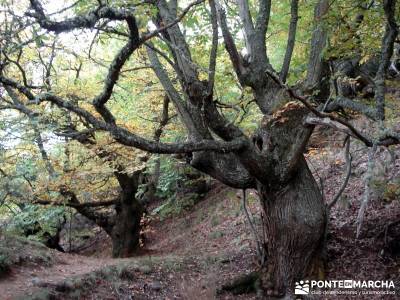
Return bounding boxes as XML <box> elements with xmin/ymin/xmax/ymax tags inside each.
<box><xmin>0</xmin><ymin>185</ymin><xmax>259</xmax><ymax>300</ymax></box>
<box><xmin>0</xmin><ymin>252</ymin><xmax>117</xmax><ymax>300</ymax></box>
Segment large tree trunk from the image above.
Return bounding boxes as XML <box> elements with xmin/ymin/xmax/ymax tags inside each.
<box><xmin>251</xmin><ymin>103</ymin><xmax>327</xmax><ymax>298</ymax></box>
<box><xmin>111</xmin><ymin>173</ymin><xmax>144</xmax><ymax>258</ymax></box>
<box><xmin>110</xmin><ymin>198</ymin><xmax>143</xmax><ymax>258</ymax></box>
<box><xmin>71</xmin><ymin>173</ymin><xmax>144</xmax><ymax>258</ymax></box>
<box><xmin>74</xmin><ymin>196</ymin><xmax>143</xmax><ymax>258</ymax></box>
<box><xmin>257</xmin><ymin>158</ymin><xmax>326</xmax><ymax>298</ymax></box>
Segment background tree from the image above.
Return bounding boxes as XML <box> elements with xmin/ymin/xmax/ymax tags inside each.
<box><xmin>0</xmin><ymin>90</ymin><xmax>149</xmax><ymax>257</ymax></box>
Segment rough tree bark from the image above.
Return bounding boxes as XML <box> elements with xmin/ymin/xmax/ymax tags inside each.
<box><xmin>213</xmin><ymin>0</ymin><xmax>329</xmax><ymax>296</ymax></box>
<box><xmin>253</xmin><ymin>104</ymin><xmax>326</xmax><ymax>297</ymax></box>
<box><xmin>110</xmin><ymin>173</ymin><xmax>144</xmax><ymax>258</ymax></box>
<box><xmin>59</xmin><ymin>175</ymin><xmax>143</xmax><ymax>258</ymax></box>
<box><xmin>257</xmin><ymin>161</ymin><xmax>326</xmax><ymax>297</ymax></box>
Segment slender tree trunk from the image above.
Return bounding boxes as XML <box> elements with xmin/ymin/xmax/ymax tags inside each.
<box><xmin>257</xmin><ymin>157</ymin><xmax>327</xmax><ymax>298</ymax></box>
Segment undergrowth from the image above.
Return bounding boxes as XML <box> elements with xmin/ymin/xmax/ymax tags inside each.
<box><xmin>0</xmin><ymin>233</ymin><xmax>53</xmax><ymax>278</ymax></box>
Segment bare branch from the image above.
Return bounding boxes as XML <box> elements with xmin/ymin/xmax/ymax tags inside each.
<box><xmin>328</xmin><ymin>136</ymin><xmax>352</xmax><ymax>209</ymax></box>
<box><xmin>4</xmin><ymin>86</ymin><xmax>56</xmax><ymax>177</ymax></box>
<box><xmin>356</xmin><ymin>144</ymin><xmax>377</xmax><ymax>238</ymax></box>
<box><xmin>44</xmin><ymin>38</ymin><xmax>57</xmax><ymax>89</ymax></box>
<box><xmin>214</xmin><ymin>0</ymin><xmax>244</xmax><ymax>77</ymax></box>
<box><xmin>27</xmin><ymin>0</ymin><xmax>136</xmax><ymax>33</ymax></box>
<box><xmin>47</xmin><ymin>0</ymin><xmax>82</xmax><ymax>16</ymax></box>
<box><xmin>1</xmin><ymin>74</ymin><xmax>247</xmax><ymax>154</ymax></box>
<box><xmin>265</xmin><ymin>69</ymin><xmax>374</xmax><ymax>146</ymax></box>
<box><xmin>236</xmin><ymin>0</ymin><xmax>255</xmax><ymax>57</ymax></box>
<box><xmin>140</xmin><ymin>0</ymin><xmax>205</xmax><ymax>43</ymax></box>
<box><xmin>28</xmin><ymin>1</ymin><xmax>142</xmax><ymax>125</ymax></box>
<box><xmin>1</xmin><ymin>51</ymin><xmax>42</xmax><ymax>89</ymax></box>
<box><xmin>155</xmin><ymin>0</ymin><xmax>198</xmax><ymax>83</ymax></box>
<box><xmin>145</xmin><ymin>43</ymin><xmax>199</xmax><ymax>136</ymax></box>
<box><xmin>144</xmin><ymin>42</ymin><xmax>181</xmax><ymax>77</ymax></box>
<box><xmin>47</xmin><ymin>95</ymin><xmax>248</xmax><ymax>154</ymax></box>
<box><xmin>208</xmin><ymin>0</ymin><xmax>218</xmax><ymax>94</ymax></box>
<box><xmin>242</xmin><ymin>189</ymin><xmax>264</xmax><ymax>264</ymax></box>
<box><xmin>154</xmin><ymin>94</ymin><xmax>170</xmax><ymax>141</ymax></box>
<box><xmin>92</xmin><ymin>18</ymin><xmax>140</xmax><ymax>124</ymax></box>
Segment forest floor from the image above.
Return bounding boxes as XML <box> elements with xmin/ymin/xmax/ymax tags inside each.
<box><xmin>0</xmin><ymin>141</ymin><xmax>400</xmax><ymax>300</ymax></box>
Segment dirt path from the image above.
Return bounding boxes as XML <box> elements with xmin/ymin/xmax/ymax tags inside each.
<box><xmin>0</xmin><ymin>185</ymin><xmax>258</xmax><ymax>300</ymax></box>
<box><xmin>0</xmin><ymin>252</ymin><xmax>116</xmax><ymax>300</ymax></box>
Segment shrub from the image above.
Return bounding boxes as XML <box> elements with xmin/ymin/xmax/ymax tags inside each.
<box><xmin>6</xmin><ymin>204</ymin><xmax>66</xmax><ymax>244</ymax></box>
<box><xmin>0</xmin><ymin>254</ymin><xmax>11</xmax><ymax>277</ymax></box>
<box><xmin>383</xmin><ymin>181</ymin><xmax>400</xmax><ymax>202</ymax></box>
